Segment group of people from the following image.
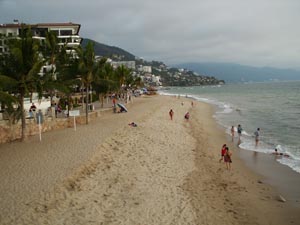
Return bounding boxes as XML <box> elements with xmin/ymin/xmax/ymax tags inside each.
<box><xmin>230</xmin><ymin>124</ymin><xmax>244</xmax><ymax>142</ymax></box>
<box><xmin>272</xmin><ymin>148</ymin><xmax>290</xmax><ymax>157</ymax></box>
<box><xmin>230</xmin><ymin>124</ymin><xmax>261</xmax><ymax>147</ymax></box>
<box><xmin>219</xmin><ymin>144</ymin><xmax>232</xmax><ymax>170</ymax></box>
<box><xmin>168</xmin><ymin>109</ymin><xmax>190</xmax><ymax>121</ymax></box>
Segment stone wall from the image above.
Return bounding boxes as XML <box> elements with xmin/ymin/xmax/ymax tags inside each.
<box><xmin>0</xmin><ymin>108</ymin><xmax>112</xmax><ymax>144</ymax></box>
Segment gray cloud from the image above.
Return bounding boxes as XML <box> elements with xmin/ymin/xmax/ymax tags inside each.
<box><xmin>1</xmin><ymin>0</ymin><xmax>300</xmax><ymax>69</ymax></box>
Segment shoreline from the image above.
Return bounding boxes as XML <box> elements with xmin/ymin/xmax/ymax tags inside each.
<box><xmin>1</xmin><ymin>95</ymin><xmax>300</xmax><ymax>224</ymax></box>
<box><xmin>180</xmin><ymin>93</ymin><xmax>300</xmax><ymax>206</ymax></box>
<box><xmin>237</xmin><ymin>147</ymin><xmax>300</xmax><ymax>206</ymax></box>
<box><xmin>210</xmin><ymin>105</ymin><xmax>300</xmax><ymax>207</ymax></box>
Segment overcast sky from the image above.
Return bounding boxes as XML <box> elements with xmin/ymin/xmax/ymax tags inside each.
<box><xmin>1</xmin><ymin>0</ymin><xmax>300</xmax><ymax>69</ymax></box>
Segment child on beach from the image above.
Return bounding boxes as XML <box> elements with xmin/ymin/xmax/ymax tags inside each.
<box><xmin>224</xmin><ymin>147</ymin><xmax>232</xmax><ymax>170</ymax></box>
<box><xmin>219</xmin><ymin>144</ymin><xmax>227</xmax><ymax>162</ymax></box>
<box><xmin>231</xmin><ymin>126</ymin><xmax>235</xmax><ymax>141</ymax></box>
<box><xmin>272</xmin><ymin>148</ymin><xmax>290</xmax><ymax>157</ymax></box>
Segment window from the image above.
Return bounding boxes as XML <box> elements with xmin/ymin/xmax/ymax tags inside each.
<box><xmin>51</xmin><ymin>30</ymin><xmax>59</xmax><ymax>36</ymax></box>
<box><xmin>60</xmin><ymin>30</ymin><xmax>72</xmax><ymax>36</ymax></box>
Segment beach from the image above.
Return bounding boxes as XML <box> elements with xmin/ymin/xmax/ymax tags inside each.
<box><xmin>0</xmin><ymin>95</ymin><xmax>299</xmax><ymax>225</ymax></box>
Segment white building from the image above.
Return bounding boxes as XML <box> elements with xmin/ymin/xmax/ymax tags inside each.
<box><xmin>1</xmin><ymin>21</ymin><xmax>82</xmax><ymax>77</ymax></box>
<box><xmin>137</xmin><ymin>65</ymin><xmax>152</xmax><ymax>73</ymax></box>
<box><xmin>111</xmin><ymin>61</ymin><xmax>136</xmax><ymax>70</ymax></box>
<box><xmin>0</xmin><ymin>21</ymin><xmax>82</xmax><ymax>56</ymax></box>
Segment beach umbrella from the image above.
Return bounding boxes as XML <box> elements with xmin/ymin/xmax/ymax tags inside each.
<box><xmin>117</xmin><ymin>103</ymin><xmax>128</xmax><ymax>112</ymax></box>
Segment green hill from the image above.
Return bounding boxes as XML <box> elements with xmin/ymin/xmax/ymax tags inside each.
<box><xmin>81</xmin><ymin>38</ymin><xmax>136</xmax><ymax>61</ymax></box>
<box><xmin>175</xmin><ymin>62</ymin><xmax>300</xmax><ymax>83</ymax></box>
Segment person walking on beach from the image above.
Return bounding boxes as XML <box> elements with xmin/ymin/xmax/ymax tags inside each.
<box><xmin>224</xmin><ymin>147</ymin><xmax>232</xmax><ymax>170</ymax></box>
<box><xmin>219</xmin><ymin>144</ymin><xmax>227</xmax><ymax>162</ymax></box>
<box><xmin>254</xmin><ymin>128</ymin><xmax>260</xmax><ymax>147</ymax></box>
<box><xmin>169</xmin><ymin>109</ymin><xmax>174</xmax><ymax>120</ymax></box>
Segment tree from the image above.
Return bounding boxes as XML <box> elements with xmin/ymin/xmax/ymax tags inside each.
<box><xmin>38</xmin><ymin>40</ymin><xmax>76</xmax><ymax>118</ymax></box>
<box><xmin>0</xmin><ymin>92</ymin><xmax>22</xmax><ymax>141</ymax></box>
<box><xmin>40</xmin><ymin>31</ymin><xmax>60</xmax><ymax>107</ymax></box>
<box><xmin>76</xmin><ymin>41</ymin><xmax>98</xmax><ymax>124</ymax></box>
<box><xmin>0</xmin><ymin>27</ymin><xmax>43</xmax><ymax>141</ymax></box>
<box><xmin>114</xmin><ymin>65</ymin><xmax>133</xmax><ymax>101</ymax></box>
<box><xmin>115</xmin><ymin>64</ymin><xmax>131</xmax><ymax>88</ymax></box>
<box><xmin>93</xmin><ymin>60</ymin><xmax>115</xmax><ymax>108</ymax></box>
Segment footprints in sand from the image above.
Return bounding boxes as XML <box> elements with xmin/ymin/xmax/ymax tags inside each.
<box><xmin>13</xmin><ymin>103</ymin><xmax>200</xmax><ymax>224</ymax></box>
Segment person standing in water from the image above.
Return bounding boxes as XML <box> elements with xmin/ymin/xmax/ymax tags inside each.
<box><xmin>237</xmin><ymin>124</ymin><xmax>242</xmax><ymax>142</ymax></box>
<box><xmin>231</xmin><ymin>126</ymin><xmax>235</xmax><ymax>141</ymax></box>
<box><xmin>254</xmin><ymin>128</ymin><xmax>260</xmax><ymax>147</ymax></box>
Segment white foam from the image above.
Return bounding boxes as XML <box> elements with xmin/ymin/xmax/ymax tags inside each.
<box><xmin>160</xmin><ymin>87</ymin><xmax>300</xmax><ymax>174</ymax></box>
<box><xmin>277</xmin><ymin>157</ymin><xmax>300</xmax><ymax>173</ymax></box>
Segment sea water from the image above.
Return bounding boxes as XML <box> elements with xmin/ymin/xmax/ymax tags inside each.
<box><xmin>159</xmin><ymin>81</ymin><xmax>300</xmax><ymax>173</ymax></box>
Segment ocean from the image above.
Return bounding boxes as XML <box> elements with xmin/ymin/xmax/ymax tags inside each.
<box><xmin>159</xmin><ymin>81</ymin><xmax>300</xmax><ymax>174</ymax></box>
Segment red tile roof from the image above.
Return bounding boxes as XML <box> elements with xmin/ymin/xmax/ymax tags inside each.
<box><xmin>0</xmin><ymin>22</ymin><xmax>80</xmax><ymax>28</ymax></box>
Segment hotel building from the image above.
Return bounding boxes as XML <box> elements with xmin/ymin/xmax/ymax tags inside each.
<box><xmin>0</xmin><ymin>20</ymin><xmax>82</xmax><ymax>56</ymax></box>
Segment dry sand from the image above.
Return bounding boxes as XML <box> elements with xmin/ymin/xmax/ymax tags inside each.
<box><xmin>0</xmin><ymin>95</ymin><xmax>299</xmax><ymax>225</ymax></box>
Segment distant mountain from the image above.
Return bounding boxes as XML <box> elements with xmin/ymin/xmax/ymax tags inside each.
<box><xmin>81</xmin><ymin>38</ymin><xmax>136</xmax><ymax>61</ymax></box>
<box><xmin>174</xmin><ymin>62</ymin><xmax>300</xmax><ymax>83</ymax></box>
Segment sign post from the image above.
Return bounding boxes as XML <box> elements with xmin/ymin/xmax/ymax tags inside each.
<box><xmin>69</xmin><ymin>110</ymin><xmax>80</xmax><ymax>131</ymax></box>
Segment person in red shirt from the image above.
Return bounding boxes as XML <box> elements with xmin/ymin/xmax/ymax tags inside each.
<box><xmin>219</xmin><ymin>144</ymin><xmax>227</xmax><ymax>162</ymax></box>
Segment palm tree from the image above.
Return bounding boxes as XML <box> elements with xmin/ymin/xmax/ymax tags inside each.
<box><xmin>39</xmin><ymin>32</ymin><xmax>71</xmax><ymax>108</ymax></box>
<box><xmin>115</xmin><ymin>65</ymin><xmax>131</xmax><ymax>100</ymax></box>
<box><xmin>76</xmin><ymin>41</ymin><xmax>98</xmax><ymax>124</ymax></box>
<box><xmin>93</xmin><ymin>60</ymin><xmax>116</xmax><ymax>107</ymax></box>
<box><xmin>115</xmin><ymin>65</ymin><xmax>132</xmax><ymax>101</ymax></box>
<box><xmin>115</xmin><ymin>64</ymin><xmax>131</xmax><ymax>88</ymax></box>
<box><xmin>0</xmin><ymin>91</ymin><xmax>22</xmax><ymax>141</ymax></box>
<box><xmin>56</xmin><ymin>50</ymin><xmax>82</xmax><ymax>114</ymax></box>
<box><xmin>0</xmin><ymin>27</ymin><xmax>43</xmax><ymax>141</ymax></box>
<box><xmin>38</xmin><ymin>40</ymin><xmax>75</xmax><ymax>118</ymax></box>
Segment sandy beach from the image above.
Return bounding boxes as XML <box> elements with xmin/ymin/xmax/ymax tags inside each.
<box><xmin>0</xmin><ymin>95</ymin><xmax>300</xmax><ymax>225</ymax></box>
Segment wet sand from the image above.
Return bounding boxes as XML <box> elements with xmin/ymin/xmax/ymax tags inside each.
<box><xmin>0</xmin><ymin>95</ymin><xmax>300</xmax><ymax>225</ymax></box>
<box><xmin>238</xmin><ymin>148</ymin><xmax>300</xmax><ymax>206</ymax></box>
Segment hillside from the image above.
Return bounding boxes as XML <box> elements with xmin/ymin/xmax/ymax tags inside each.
<box><xmin>175</xmin><ymin>62</ymin><xmax>300</xmax><ymax>83</ymax></box>
<box><xmin>80</xmin><ymin>38</ymin><xmax>224</xmax><ymax>86</ymax></box>
<box><xmin>81</xmin><ymin>38</ymin><xmax>136</xmax><ymax>61</ymax></box>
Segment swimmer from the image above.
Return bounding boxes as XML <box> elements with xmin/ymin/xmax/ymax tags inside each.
<box><xmin>272</xmin><ymin>148</ymin><xmax>289</xmax><ymax>157</ymax></box>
